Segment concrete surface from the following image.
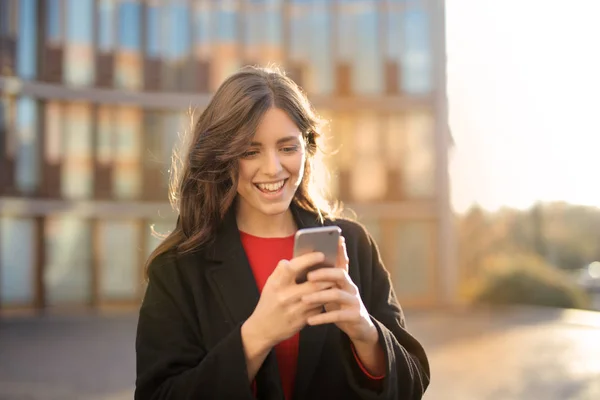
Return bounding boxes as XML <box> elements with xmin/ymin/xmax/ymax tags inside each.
<box><xmin>1</xmin><ymin>306</ymin><xmax>599</xmax><ymax>399</ymax></box>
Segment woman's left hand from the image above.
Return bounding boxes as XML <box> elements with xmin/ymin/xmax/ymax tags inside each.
<box><xmin>301</xmin><ymin>236</ymin><xmax>378</xmax><ymax>345</ymax></box>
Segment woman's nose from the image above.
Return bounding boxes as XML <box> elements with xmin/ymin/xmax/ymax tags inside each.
<box><xmin>263</xmin><ymin>151</ymin><xmax>283</xmax><ymax>176</ymax></box>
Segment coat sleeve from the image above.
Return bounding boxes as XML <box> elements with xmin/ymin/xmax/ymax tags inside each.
<box><xmin>134</xmin><ymin>254</ymin><xmax>256</xmax><ymax>400</ymax></box>
<box><xmin>340</xmin><ymin>227</ymin><xmax>431</xmax><ymax>400</ymax></box>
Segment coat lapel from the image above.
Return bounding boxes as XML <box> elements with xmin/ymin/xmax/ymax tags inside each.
<box><xmin>203</xmin><ymin>207</ymin><xmax>284</xmax><ymax>399</ymax></box>
<box><xmin>202</xmin><ymin>203</ymin><xmax>333</xmax><ymax>400</ymax></box>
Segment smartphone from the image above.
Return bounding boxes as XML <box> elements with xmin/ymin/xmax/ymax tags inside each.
<box><xmin>293</xmin><ymin>226</ymin><xmax>341</xmax><ymax>284</ymax></box>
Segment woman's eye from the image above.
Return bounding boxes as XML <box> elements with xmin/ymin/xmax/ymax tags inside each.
<box><xmin>281</xmin><ymin>146</ymin><xmax>299</xmax><ymax>153</ymax></box>
<box><xmin>241</xmin><ymin>150</ymin><xmax>259</xmax><ymax>158</ymax></box>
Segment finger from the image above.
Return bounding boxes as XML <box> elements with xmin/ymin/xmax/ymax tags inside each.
<box><xmin>270</xmin><ymin>259</ymin><xmax>294</xmax><ymax>284</ymax></box>
<box><xmin>336</xmin><ymin>236</ymin><xmax>349</xmax><ymax>271</ymax></box>
<box><xmin>307</xmin><ymin>267</ymin><xmax>356</xmax><ymax>293</ymax></box>
<box><xmin>280</xmin><ymin>280</ymin><xmax>336</xmax><ymax>305</ymax></box>
<box><xmin>307</xmin><ymin>308</ymin><xmax>361</xmax><ymax>326</ymax></box>
<box><xmin>302</xmin><ymin>287</ymin><xmax>356</xmax><ymax>306</ymax></box>
<box><xmin>287</xmin><ymin>298</ymin><xmax>325</xmax><ymax>318</ymax></box>
<box><xmin>287</xmin><ymin>251</ymin><xmax>327</xmax><ymax>283</ymax></box>
<box><xmin>272</xmin><ymin>252</ymin><xmax>325</xmax><ymax>284</ymax></box>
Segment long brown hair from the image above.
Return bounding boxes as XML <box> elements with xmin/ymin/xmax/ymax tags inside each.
<box><xmin>146</xmin><ymin>65</ymin><xmax>340</xmax><ymax>271</ymax></box>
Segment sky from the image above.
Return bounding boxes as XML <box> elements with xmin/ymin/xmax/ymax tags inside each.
<box><xmin>445</xmin><ymin>0</ymin><xmax>600</xmax><ymax>213</ymax></box>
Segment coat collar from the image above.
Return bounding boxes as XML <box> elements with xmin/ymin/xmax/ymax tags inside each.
<box><xmin>201</xmin><ymin>202</ymin><xmax>332</xmax><ymax>399</ymax></box>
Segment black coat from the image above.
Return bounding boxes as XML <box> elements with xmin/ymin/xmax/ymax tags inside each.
<box><xmin>135</xmin><ymin>204</ymin><xmax>430</xmax><ymax>400</ymax></box>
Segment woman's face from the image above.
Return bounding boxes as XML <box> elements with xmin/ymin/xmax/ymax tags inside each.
<box><xmin>236</xmin><ymin>107</ymin><xmax>306</xmax><ymax>219</ymax></box>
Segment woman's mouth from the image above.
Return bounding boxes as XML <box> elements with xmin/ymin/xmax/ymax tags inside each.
<box><xmin>254</xmin><ymin>179</ymin><xmax>287</xmax><ymax>194</ymax></box>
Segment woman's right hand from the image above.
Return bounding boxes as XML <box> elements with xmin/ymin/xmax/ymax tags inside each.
<box><xmin>244</xmin><ymin>251</ymin><xmax>334</xmax><ymax>348</ymax></box>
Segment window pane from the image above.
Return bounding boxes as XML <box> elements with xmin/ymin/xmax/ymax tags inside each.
<box><xmin>289</xmin><ymin>0</ymin><xmax>333</xmax><ymax>95</ymax></box>
<box><xmin>385</xmin><ymin>114</ymin><xmax>406</xmax><ymax>171</ymax></box>
<box><xmin>15</xmin><ymin>97</ymin><xmax>39</xmax><ymax>194</ymax></box>
<box><xmin>97</xmin><ymin>106</ymin><xmax>113</xmax><ymax>165</ymax></box>
<box><xmin>45</xmin><ymin>217</ymin><xmax>92</xmax><ymax>305</ymax></box>
<box><xmin>0</xmin><ymin>217</ymin><xmax>34</xmax><ymax>305</ymax></box>
<box><xmin>146</xmin><ymin>2</ymin><xmax>161</xmax><ymax>58</ymax></box>
<box><xmin>16</xmin><ymin>0</ymin><xmax>37</xmax><ymax>79</ymax></box>
<box><xmin>402</xmin><ymin>6</ymin><xmax>433</xmax><ymax>94</ymax></box>
<box><xmin>308</xmin><ymin>2</ymin><xmax>333</xmax><ymax>95</ymax></box>
<box><xmin>403</xmin><ymin>110</ymin><xmax>435</xmax><ymax>198</ymax></box>
<box><xmin>392</xmin><ymin>221</ymin><xmax>434</xmax><ymax>297</ymax></box>
<box><xmin>99</xmin><ymin>220</ymin><xmax>140</xmax><ymax>300</ymax></box>
<box><xmin>244</xmin><ymin>1</ymin><xmax>283</xmax><ymax>63</ymax></box>
<box><xmin>115</xmin><ymin>0</ymin><xmax>142</xmax><ymax>89</ymax></box>
<box><xmin>45</xmin><ymin>101</ymin><xmax>62</xmax><ymax>164</ymax></box>
<box><xmin>46</xmin><ymin>0</ymin><xmax>62</xmax><ymax>43</ymax></box>
<box><xmin>164</xmin><ymin>1</ymin><xmax>191</xmax><ymax>61</ymax></box>
<box><xmin>211</xmin><ymin>1</ymin><xmax>240</xmax><ymax>90</ymax></box>
<box><xmin>64</xmin><ymin>0</ymin><xmax>95</xmax><ymax>85</ymax></box>
<box><xmin>62</xmin><ymin>103</ymin><xmax>93</xmax><ymax>198</ymax></box>
<box><xmin>354</xmin><ymin>1</ymin><xmax>382</xmax><ymax>94</ymax></box>
<box><xmin>350</xmin><ymin>113</ymin><xmax>386</xmax><ymax>201</ymax></box>
<box><xmin>114</xmin><ymin>107</ymin><xmax>142</xmax><ymax>199</ymax></box>
<box><xmin>385</xmin><ymin>6</ymin><xmax>403</xmax><ymax>94</ymax></box>
<box><xmin>98</xmin><ymin>0</ymin><xmax>115</xmax><ymax>52</ymax></box>
<box><xmin>193</xmin><ymin>1</ymin><xmax>211</xmax><ymax>60</ymax></box>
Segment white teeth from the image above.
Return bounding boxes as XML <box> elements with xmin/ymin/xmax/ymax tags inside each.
<box><xmin>256</xmin><ymin>180</ymin><xmax>285</xmax><ymax>192</ymax></box>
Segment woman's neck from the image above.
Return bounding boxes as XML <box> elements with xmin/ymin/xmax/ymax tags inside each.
<box><xmin>236</xmin><ymin>204</ymin><xmax>297</xmax><ymax>238</ymax></box>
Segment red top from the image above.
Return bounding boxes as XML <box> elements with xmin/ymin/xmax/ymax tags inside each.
<box><xmin>240</xmin><ymin>231</ymin><xmax>384</xmax><ymax>400</ymax></box>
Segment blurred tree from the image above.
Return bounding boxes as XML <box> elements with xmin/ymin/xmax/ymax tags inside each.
<box><xmin>457</xmin><ymin>202</ymin><xmax>600</xmax><ymax>306</ymax></box>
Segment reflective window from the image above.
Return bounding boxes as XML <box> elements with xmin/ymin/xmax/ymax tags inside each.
<box><xmin>385</xmin><ymin>2</ymin><xmax>403</xmax><ymax>94</ymax></box>
<box><xmin>402</xmin><ymin>6</ymin><xmax>433</xmax><ymax>94</ymax></box>
<box><xmin>0</xmin><ymin>217</ymin><xmax>34</xmax><ymax>305</ymax></box>
<box><xmin>117</xmin><ymin>0</ymin><xmax>141</xmax><ymax>51</ymax></box>
<box><xmin>403</xmin><ymin>110</ymin><xmax>435</xmax><ymax>198</ymax></box>
<box><xmin>45</xmin><ymin>217</ymin><xmax>92</xmax><ymax>305</ymax></box>
<box><xmin>16</xmin><ymin>0</ymin><xmax>37</xmax><ymax>79</ymax></box>
<box><xmin>244</xmin><ymin>0</ymin><xmax>283</xmax><ymax>64</ymax></box>
<box><xmin>354</xmin><ymin>1</ymin><xmax>382</xmax><ymax>94</ymax></box>
<box><xmin>211</xmin><ymin>1</ymin><xmax>240</xmax><ymax>89</ymax></box>
<box><xmin>193</xmin><ymin>1</ymin><xmax>211</xmax><ymax>60</ymax></box>
<box><xmin>97</xmin><ymin>106</ymin><xmax>114</xmax><ymax>165</ymax></box>
<box><xmin>162</xmin><ymin>0</ymin><xmax>192</xmax><ymax>90</ymax></box>
<box><xmin>296</xmin><ymin>1</ymin><xmax>333</xmax><ymax>95</ymax></box>
<box><xmin>62</xmin><ymin>103</ymin><xmax>93</xmax><ymax>198</ymax></box>
<box><xmin>215</xmin><ymin>0</ymin><xmax>237</xmax><ymax>42</ymax></box>
<box><xmin>392</xmin><ymin>221</ymin><xmax>434</xmax><ymax>297</ymax></box>
<box><xmin>45</xmin><ymin>101</ymin><xmax>62</xmax><ymax>164</ymax></box>
<box><xmin>46</xmin><ymin>0</ymin><xmax>63</xmax><ymax>45</ymax></box>
<box><xmin>64</xmin><ymin>0</ymin><xmax>95</xmax><ymax>85</ymax></box>
<box><xmin>15</xmin><ymin>97</ymin><xmax>39</xmax><ymax>194</ymax></box>
<box><xmin>114</xmin><ymin>107</ymin><xmax>142</xmax><ymax>199</ymax></box>
<box><xmin>115</xmin><ymin>0</ymin><xmax>142</xmax><ymax>89</ymax></box>
<box><xmin>98</xmin><ymin>220</ymin><xmax>140</xmax><ymax>300</ymax></box>
<box><xmin>164</xmin><ymin>1</ymin><xmax>191</xmax><ymax>61</ymax></box>
<box><xmin>145</xmin><ymin>1</ymin><xmax>161</xmax><ymax>58</ymax></box>
<box><xmin>98</xmin><ymin>0</ymin><xmax>115</xmax><ymax>52</ymax></box>
<box><xmin>384</xmin><ymin>114</ymin><xmax>405</xmax><ymax>171</ymax></box>
<box><xmin>350</xmin><ymin>113</ymin><xmax>386</xmax><ymax>201</ymax></box>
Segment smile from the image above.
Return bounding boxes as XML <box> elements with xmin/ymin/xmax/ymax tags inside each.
<box><xmin>254</xmin><ymin>179</ymin><xmax>287</xmax><ymax>193</ymax></box>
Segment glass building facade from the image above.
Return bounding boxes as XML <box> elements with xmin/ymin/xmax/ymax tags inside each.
<box><xmin>0</xmin><ymin>0</ymin><xmax>454</xmax><ymax>313</ymax></box>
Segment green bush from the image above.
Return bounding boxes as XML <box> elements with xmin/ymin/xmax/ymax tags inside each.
<box><xmin>466</xmin><ymin>253</ymin><xmax>590</xmax><ymax>309</ymax></box>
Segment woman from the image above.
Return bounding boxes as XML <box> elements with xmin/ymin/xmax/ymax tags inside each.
<box><xmin>135</xmin><ymin>66</ymin><xmax>429</xmax><ymax>400</ymax></box>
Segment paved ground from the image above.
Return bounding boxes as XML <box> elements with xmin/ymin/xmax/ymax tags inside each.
<box><xmin>1</xmin><ymin>306</ymin><xmax>599</xmax><ymax>399</ymax></box>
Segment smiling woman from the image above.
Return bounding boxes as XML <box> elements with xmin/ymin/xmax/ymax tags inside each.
<box><xmin>135</xmin><ymin>66</ymin><xmax>430</xmax><ymax>400</ymax></box>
